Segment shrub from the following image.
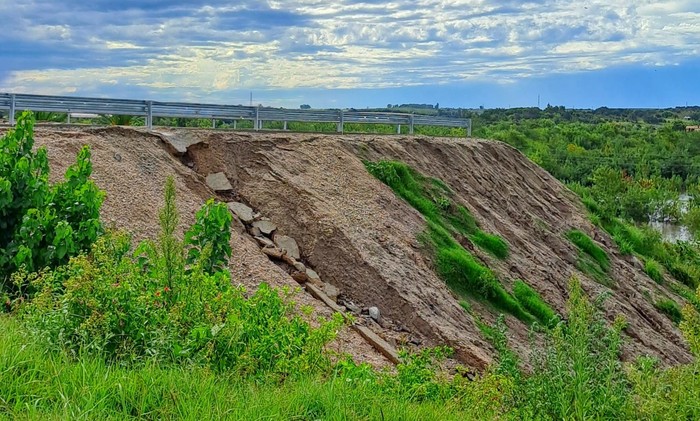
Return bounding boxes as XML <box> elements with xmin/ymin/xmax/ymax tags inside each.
<box><xmin>499</xmin><ymin>278</ymin><xmax>629</xmax><ymax>419</ymax></box>
<box><xmin>655</xmin><ymin>298</ymin><xmax>682</xmax><ymax>325</ymax></box>
<box><xmin>25</xmin><ymin>180</ymin><xmax>342</xmax><ymax>377</ymax></box>
<box><xmin>644</xmin><ymin>259</ymin><xmax>664</xmax><ymax>284</ymax></box>
<box><xmin>512</xmin><ymin>280</ymin><xmax>559</xmax><ymax>328</ymax></box>
<box><xmin>185</xmin><ymin>199</ymin><xmax>232</xmax><ymax>275</ymax></box>
<box><xmin>566</xmin><ymin>230</ymin><xmax>610</xmax><ymax>271</ymax></box>
<box><xmin>0</xmin><ymin>111</ymin><xmax>103</xmax><ymax>295</ymax></box>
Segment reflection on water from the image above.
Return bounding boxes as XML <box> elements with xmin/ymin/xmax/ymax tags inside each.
<box><xmin>648</xmin><ymin>194</ymin><xmax>694</xmax><ymax>243</ymax></box>
<box><xmin>648</xmin><ymin>221</ymin><xmax>693</xmax><ymax>243</ymax></box>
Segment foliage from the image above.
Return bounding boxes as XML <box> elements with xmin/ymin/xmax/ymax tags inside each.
<box><xmin>495</xmin><ymin>278</ymin><xmax>630</xmax><ymax>420</ymax></box>
<box><xmin>97</xmin><ymin>114</ymin><xmax>144</xmax><ymax>126</ymax></box>
<box><xmin>23</xmin><ymin>180</ymin><xmax>340</xmax><ymax>377</ymax></box>
<box><xmin>0</xmin><ymin>111</ymin><xmax>103</xmax><ymax>296</ymax></box>
<box><xmin>185</xmin><ymin>199</ymin><xmax>232</xmax><ymax>275</ymax></box>
<box><xmin>512</xmin><ymin>280</ymin><xmax>559</xmax><ymax>328</ymax></box>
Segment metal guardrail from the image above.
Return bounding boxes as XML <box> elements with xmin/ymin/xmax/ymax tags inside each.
<box><xmin>0</xmin><ymin>93</ymin><xmax>472</xmax><ymax>136</ymax></box>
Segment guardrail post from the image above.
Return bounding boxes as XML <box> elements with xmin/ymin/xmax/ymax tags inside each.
<box><xmin>67</xmin><ymin>111</ymin><xmax>71</xmax><ymax>125</ymax></box>
<box><xmin>233</xmin><ymin>120</ymin><xmax>237</xmax><ymax>130</ymax></box>
<box><xmin>212</xmin><ymin>118</ymin><xmax>216</xmax><ymax>129</ymax></box>
<box><xmin>397</xmin><ymin>124</ymin><xmax>401</xmax><ymax>134</ymax></box>
<box><xmin>146</xmin><ymin>101</ymin><xmax>153</xmax><ymax>130</ymax></box>
<box><xmin>337</xmin><ymin>110</ymin><xmax>344</xmax><ymax>133</ymax></box>
<box><xmin>9</xmin><ymin>94</ymin><xmax>16</xmax><ymax>126</ymax></box>
<box><xmin>283</xmin><ymin>121</ymin><xmax>287</xmax><ymax>131</ymax></box>
<box><xmin>467</xmin><ymin>119</ymin><xmax>472</xmax><ymax>137</ymax></box>
<box><xmin>255</xmin><ymin>106</ymin><xmax>260</xmax><ymax>131</ymax></box>
<box><xmin>409</xmin><ymin>115</ymin><xmax>414</xmax><ymax>134</ymax></box>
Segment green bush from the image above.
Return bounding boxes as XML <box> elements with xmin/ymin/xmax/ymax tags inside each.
<box><xmin>566</xmin><ymin>230</ymin><xmax>610</xmax><ymax>271</ymax></box>
<box><xmin>655</xmin><ymin>298</ymin><xmax>682</xmax><ymax>325</ymax></box>
<box><xmin>0</xmin><ymin>111</ymin><xmax>103</xmax><ymax>295</ymax></box>
<box><xmin>25</xmin><ymin>180</ymin><xmax>341</xmax><ymax>376</ymax></box>
<box><xmin>496</xmin><ymin>278</ymin><xmax>630</xmax><ymax>419</ymax></box>
<box><xmin>512</xmin><ymin>280</ymin><xmax>559</xmax><ymax>328</ymax></box>
<box><xmin>644</xmin><ymin>259</ymin><xmax>664</xmax><ymax>284</ymax></box>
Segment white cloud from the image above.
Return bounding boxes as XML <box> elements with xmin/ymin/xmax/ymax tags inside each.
<box><xmin>1</xmin><ymin>0</ymin><xmax>699</xmax><ymax>99</ymax></box>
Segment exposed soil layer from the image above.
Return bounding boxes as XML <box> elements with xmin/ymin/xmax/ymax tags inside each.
<box><xmin>12</xmin><ymin>125</ymin><xmax>693</xmax><ymax>369</ymax></box>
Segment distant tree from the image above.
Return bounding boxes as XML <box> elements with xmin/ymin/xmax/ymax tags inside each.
<box><xmin>300</xmin><ymin>104</ymin><xmax>311</xmax><ymax>109</ymax></box>
<box><xmin>387</xmin><ymin>104</ymin><xmax>392</xmax><ymax>109</ymax></box>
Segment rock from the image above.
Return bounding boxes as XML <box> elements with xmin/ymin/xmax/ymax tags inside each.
<box><xmin>231</xmin><ymin>214</ymin><xmax>246</xmax><ymax>234</ymax></box>
<box><xmin>228</xmin><ymin>202</ymin><xmax>254</xmax><ymax>223</ymax></box>
<box><xmin>206</xmin><ymin>172</ymin><xmax>233</xmax><ymax>192</ymax></box>
<box><xmin>254</xmin><ymin>236</ymin><xmax>275</xmax><ymax>248</ymax></box>
<box><xmin>249</xmin><ymin>226</ymin><xmax>262</xmax><ymax>237</ymax></box>
<box><xmin>368</xmin><ymin>306</ymin><xmax>381</xmax><ymax>322</ymax></box>
<box><xmin>292</xmin><ymin>271</ymin><xmax>309</xmax><ymax>284</ymax></box>
<box><xmin>306</xmin><ymin>268</ymin><xmax>323</xmax><ymax>286</ymax></box>
<box><xmin>344</xmin><ymin>301</ymin><xmax>360</xmax><ymax>313</ymax></box>
<box><xmin>323</xmin><ymin>283</ymin><xmax>340</xmax><ymax>302</ymax></box>
<box><xmin>261</xmin><ymin>246</ymin><xmax>284</xmax><ymax>260</ymax></box>
<box><xmin>252</xmin><ymin>220</ymin><xmax>277</xmax><ymax>236</ymax></box>
<box><xmin>275</xmin><ymin>235</ymin><xmax>300</xmax><ymax>260</ymax></box>
<box><xmin>293</xmin><ymin>261</ymin><xmax>306</xmax><ymax>272</ymax></box>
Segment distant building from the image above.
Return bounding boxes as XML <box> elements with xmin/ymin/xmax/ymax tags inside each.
<box><xmin>686</xmin><ymin>125</ymin><xmax>700</xmax><ymax>132</ymax></box>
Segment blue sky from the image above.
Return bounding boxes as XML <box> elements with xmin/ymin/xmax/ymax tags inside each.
<box><xmin>1</xmin><ymin>0</ymin><xmax>699</xmax><ymax>109</ymax></box>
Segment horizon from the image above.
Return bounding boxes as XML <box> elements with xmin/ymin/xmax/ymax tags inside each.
<box><xmin>2</xmin><ymin>1</ymin><xmax>699</xmax><ymax>110</ymax></box>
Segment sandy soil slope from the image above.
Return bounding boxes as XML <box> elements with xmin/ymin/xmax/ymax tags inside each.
<box><xmin>11</xmin><ymin>125</ymin><xmax>692</xmax><ymax>369</ymax></box>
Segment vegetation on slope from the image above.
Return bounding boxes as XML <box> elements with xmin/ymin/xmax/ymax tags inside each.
<box><xmin>4</xmin><ymin>111</ymin><xmax>700</xmax><ymax>419</ymax></box>
<box><xmin>363</xmin><ymin>160</ymin><xmax>532</xmax><ymax>321</ymax></box>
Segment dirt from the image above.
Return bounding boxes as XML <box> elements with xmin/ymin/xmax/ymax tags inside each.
<box><xmin>11</xmin><ymin>125</ymin><xmax>693</xmax><ymax>370</ymax></box>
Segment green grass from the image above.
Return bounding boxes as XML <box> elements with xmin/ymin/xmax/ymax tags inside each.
<box><xmin>471</xmin><ymin>231</ymin><xmax>509</xmax><ymax>259</ymax></box>
<box><xmin>644</xmin><ymin>258</ymin><xmax>665</xmax><ymax>284</ymax></box>
<box><xmin>0</xmin><ymin>317</ymin><xmax>475</xmax><ymax>420</ymax></box>
<box><xmin>365</xmin><ymin>161</ymin><xmax>529</xmax><ymax>321</ymax></box>
<box><xmin>576</xmin><ymin>254</ymin><xmax>614</xmax><ymax>287</ymax></box>
<box><xmin>566</xmin><ymin>230</ymin><xmax>610</xmax><ymax>272</ymax></box>
<box><xmin>512</xmin><ymin>280</ymin><xmax>559</xmax><ymax>328</ymax></box>
<box><xmin>655</xmin><ymin>298</ymin><xmax>683</xmax><ymax>325</ymax></box>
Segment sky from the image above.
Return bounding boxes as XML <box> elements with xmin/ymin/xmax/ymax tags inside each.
<box><xmin>1</xmin><ymin>0</ymin><xmax>699</xmax><ymax>109</ymax></box>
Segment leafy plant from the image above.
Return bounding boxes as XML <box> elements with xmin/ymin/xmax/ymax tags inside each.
<box><xmin>25</xmin><ymin>180</ymin><xmax>341</xmax><ymax>377</ymax></box>
<box><xmin>0</xmin><ymin>111</ymin><xmax>103</xmax><ymax>296</ymax></box>
<box><xmin>185</xmin><ymin>199</ymin><xmax>232</xmax><ymax>275</ymax></box>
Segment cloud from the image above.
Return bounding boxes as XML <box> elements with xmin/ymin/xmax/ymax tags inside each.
<box><xmin>1</xmin><ymin>0</ymin><xmax>699</xmax><ymax>103</ymax></box>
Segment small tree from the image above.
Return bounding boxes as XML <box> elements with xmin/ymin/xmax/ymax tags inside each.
<box><xmin>0</xmin><ymin>111</ymin><xmax>104</xmax><ymax>294</ymax></box>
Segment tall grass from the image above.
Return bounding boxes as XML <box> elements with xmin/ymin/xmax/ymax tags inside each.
<box><xmin>566</xmin><ymin>230</ymin><xmax>610</xmax><ymax>272</ymax></box>
<box><xmin>512</xmin><ymin>280</ymin><xmax>559</xmax><ymax>328</ymax></box>
<box><xmin>0</xmin><ymin>317</ymin><xmax>475</xmax><ymax>420</ymax></box>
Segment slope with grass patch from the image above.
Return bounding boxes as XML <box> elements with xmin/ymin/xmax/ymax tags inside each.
<box><xmin>14</xmin><ymin>125</ymin><xmax>694</xmax><ymax>369</ymax></box>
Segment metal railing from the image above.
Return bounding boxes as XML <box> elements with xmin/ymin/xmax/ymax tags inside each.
<box><xmin>0</xmin><ymin>93</ymin><xmax>472</xmax><ymax>136</ymax></box>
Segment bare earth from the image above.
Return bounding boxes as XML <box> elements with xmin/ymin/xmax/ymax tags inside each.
<box><xmin>13</xmin><ymin>125</ymin><xmax>692</xmax><ymax>370</ymax></box>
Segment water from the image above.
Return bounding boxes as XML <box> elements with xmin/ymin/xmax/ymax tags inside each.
<box><xmin>648</xmin><ymin>220</ymin><xmax>693</xmax><ymax>243</ymax></box>
<box><xmin>648</xmin><ymin>194</ymin><xmax>694</xmax><ymax>243</ymax></box>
